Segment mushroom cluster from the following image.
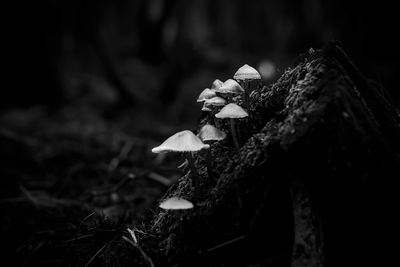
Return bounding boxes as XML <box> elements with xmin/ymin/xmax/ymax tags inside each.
<box><xmin>197</xmin><ymin>65</ymin><xmax>261</xmax><ymax>153</ymax></box>
<box><xmin>152</xmin><ymin>65</ymin><xmax>261</xmax><ymax>205</ymax></box>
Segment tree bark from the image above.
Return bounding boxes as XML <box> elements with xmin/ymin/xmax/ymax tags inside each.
<box><xmin>148</xmin><ymin>43</ymin><xmax>400</xmax><ymax>267</ymax></box>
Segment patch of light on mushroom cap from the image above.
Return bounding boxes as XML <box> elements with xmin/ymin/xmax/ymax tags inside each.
<box><xmin>233</xmin><ymin>64</ymin><xmax>261</xmax><ymax>80</ymax></box>
<box><xmin>198</xmin><ymin>124</ymin><xmax>227</xmax><ymax>141</ymax></box>
<box><xmin>151</xmin><ymin>130</ymin><xmax>210</xmax><ymax>153</ymax></box>
<box><xmin>215</xmin><ymin>103</ymin><xmax>248</xmax><ymax>119</ymax></box>
<box><xmin>197</xmin><ymin>88</ymin><xmax>216</xmax><ymax>102</ymax></box>
<box><xmin>216</xmin><ymin>79</ymin><xmax>244</xmax><ymax>94</ymax></box>
<box><xmin>159</xmin><ymin>197</ymin><xmax>194</xmax><ymax>210</ymax></box>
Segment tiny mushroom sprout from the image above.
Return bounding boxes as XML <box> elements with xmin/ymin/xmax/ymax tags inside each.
<box><xmin>152</xmin><ymin>130</ymin><xmax>209</xmax><ymax>189</ymax></box>
<box><xmin>215</xmin><ymin>103</ymin><xmax>248</xmax><ymax>154</ymax></box>
<box><xmin>233</xmin><ymin>64</ymin><xmax>261</xmax><ymax>109</ymax></box>
<box><xmin>159</xmin><ymin>196</ymin><xmax>194</xmax><ymax>210</ymax></box>
<box><xmin>159</xmin><ymin>196</ymin><xmax>194</xmax><ymax>222</ymax></box>
<box><xmin>197</xmin><ymin>88</ymin><xmax>216</xmax><ymax>103</ymax></box>
<box><xmin>198</xmin><ymin>124</ymin><xmax>227</xmax><ymax>180</ymax></box>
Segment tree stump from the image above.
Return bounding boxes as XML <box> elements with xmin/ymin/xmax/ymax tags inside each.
<box><xmin>148</xmin><ymin>43</ymin><xmax>400</xmax><ymax>267</ymax></box>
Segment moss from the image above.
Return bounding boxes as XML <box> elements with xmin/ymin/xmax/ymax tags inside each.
<box><xmin>146</xmin><ymin>47</ymin><xmax>332</xmax><ymax>264</ymax></box>
<box><xmin>148</xmin><ymin>45</ymin><xmax>400</xmax><ymax>266</ymax></box>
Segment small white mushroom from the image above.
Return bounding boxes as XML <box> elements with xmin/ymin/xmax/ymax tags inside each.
<box><xmin>152</xmin><ymin>130</ymin><xmax>209</xmax><ymax>188</ymax></box>
<box><xmin>198</xmin><ymin>124</ymin><xmax>226</xmax><ymax>180</ymax></box>
<box><xmin>233</xmin><ymin>64</ymin><xmax>261</xmax><ymax>81</ymax></box>
<box><xmin>210</xmin><ymin>79</ymin><xmax>224</xmax><ymax>91</ymax></box>
<box><xmin>203</xmin><ymin>96</ymin><xmax>227</xmax><ymax>126</ymax></box>
<box><xmin>159</xmin><ymin>197</ymin><xmax>194</xmax><ymax>210</ymax></box>
<box><xmin>197</xmin><ymin>88</ymin><xmax>217</xmax><ymax>103</ymax></box>
<box><xmin>204</xmin><ymin>96</ymin><xmax>227</xmax><ymax>107</ymax></box>
<box><xmin>233</xmin><ymin>64</ymin><xmax>261</xmax><ymax>109</ymax></box>
<box><xmin>198</xmin><ymin>124</ymin><xmax>227</xmax><ymax>142</ymax></box>
<box><xmin>159</xmin><ymin>197</ymin><xmax>194</xmax><ymax>222</ymax></box>
<box><xmin>215</xmin><ymin>103</ymin><xmax>248</xmax><ymax>153</ymax></box>
<box><xmin>216</xmin><ymin>79</ymin><xmax>245</xmax><ymax>95</ymax></box>
<box><xmin>201</xmin><ymin>103</ymin><xmax>212</xmax><ymax>112</ymax></box>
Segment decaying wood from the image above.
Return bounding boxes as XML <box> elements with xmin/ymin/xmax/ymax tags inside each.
<box><xmin>148</xmin><ymin>43</ymin><xmax>400</xmax><ymax>267</ymax></box>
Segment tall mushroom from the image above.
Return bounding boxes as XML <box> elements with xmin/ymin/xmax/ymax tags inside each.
<box><xmin>233</xmin><ymin>64</ymin><xmax>261</xmax><ymax>109</ymax></box>
<box><xmin>198</xmin><ymin>124</ymin><xmax>226</xmax><ymax>180</ymax></box>
<box><xmin>152</xmin><ymin>130</ymin><xmax>209</xmax><ymax>189</ymax></box>
<box><xmin>215</xmin><ymin>103</ymin><xmax>248</xmax><ymax>154</ymax></box>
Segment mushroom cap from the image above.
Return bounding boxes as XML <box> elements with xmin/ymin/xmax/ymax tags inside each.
<box><xmin>198</xmin><ymin>124</ymin><xmax>226</xmax><ymax>142</ymax></box>
<box><xmin>233</xmin><ymin>64</ymin><xmax>261</xmax><ymax>81</ymax></box>
<box><xmin>201</xmin><ymin>102</ymin><xmax>212</xmax><ymax>112</ymax></box>
<box><xmin>216</xmin><ymin>79</ymin><xmax>245</xmax><ymax>94</ymax></box>
<box><xmin>211</xmin><ymin>79</ymin><xmax>224</xmax><ymax>91</ymax></box>
<box><xmin>151</xmin><ymin>130</ymin><xmax>210</xmax><ymax>153</ymax></box>
<box><xmin>159</xmin><ymin>197</ymin><xmax>194</xmax><ymax>210</ymax></box>
<box><xmin>197</xmin><ymin>88</ymin><xmax>216</xmax><ymax>102</ymax></box>
<box><xmin>204</xmin><ymin>96</ymin><xmax>227</xmax><ymax>107</ymax></box>
<box><xmin>215</xmin><ymin>103</ymin><xmax>249</xmax><ymax>119</ymax></box>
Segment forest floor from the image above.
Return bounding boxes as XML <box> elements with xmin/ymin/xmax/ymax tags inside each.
<box><xmin>0</xmin><ymin>56</ymin><xmax>229</xmax><ymax>266</ymax></box>
<box><xmin>0</xmin><ymin>102</ymin><xmax>177</xmax><ymax>266</ymax></box>
<box><xmin>1</xmin><ymin>42</ymin><xmax>277</xmax><ymax>265</ymax></box>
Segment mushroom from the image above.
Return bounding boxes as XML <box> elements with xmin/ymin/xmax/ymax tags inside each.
<box><xmin>159</xmin><ymin>196</ymin><xmax>194</xmax><ymax>210</ymax></box>
<box><xmin>233</xmin><ymin>64</ymin><xmax>261</xmax><ymax>81</ymax></box>
<box><xmin>198</xmin><ymin>124</ymin><xmax>226</xmax><ymax>180</ymax></box>
<box><xmin>152</xmin><ymin>130</ymin><xmax>209</xmax><ymax>188</ymax></box>
<box><xmin>203</xmin><ymin>96</ymin><xmax>227</xmax><ymax>126</ymax></box>
<box><xmin>215</xmin><ymin>103</ymin><xmax>248</xmax><ymax>153</ymax></box>
<box><xmin>210</xmin><ymin>79</ymin><xmax>224</xmax><ymax>91</ymax></box>
<box><xmin>201</xmin><ymin>103</ymin><xmax>212</xmax><ymax>112</ymax></box>
<box><xmin>159</xmin><ymin>196</ymin><xmax>194</xmax><ymax>223</ymax></box>
<box><xmin>216</xmin><ymin>79</ymin><xmax>245</xmax><ymax>97</ymax></box>
<box><xmin>204</xmin><ymin>96</ymin><xmax>227</xmax><ymax>108</ymax></box>
<box><xmin>197</xmin><ymin>88</ymin><xmax>216</xmax><ymax>103</ymax></box>
<box><xmin>233</xmin><ymin>64</ymin><xmax>261</xmax><ymax>108</ymax></box>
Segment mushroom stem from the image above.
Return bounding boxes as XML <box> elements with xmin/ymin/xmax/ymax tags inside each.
<box><xmin>185</xmin><ymin>152</ymin><xmax>199</xmax><ymax>188</ymax></box>
<box><xmin>205</xmin><ymin>147</ymin><xmax>214</xmax><ymax>181</ymax></box>
<box><xmin>243</xmin><ymin>81</ymin><xmax>250</xmax><ymax>110</ymax></box>
<box><xmin>213</xmin><ymin>117</ymin><xmax>219</xmax><ymax>128</ymax></box>
<box><xmin>210</xmin><ymin>110</ymin><xmax>218</xmax><ymax>127</ymax></box>
<box><xmin>230</xmin><ymin>118</ymin><xmax>241</xmax><ymax>154</ymax></box>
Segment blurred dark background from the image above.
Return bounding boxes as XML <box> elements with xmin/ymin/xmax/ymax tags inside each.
<box><xmin>0</xmin><ymin>1</ymin><xmax>399</xmax><ymax>265</ymax></box>
<box><xmin>4</xmin><ymin>0</ymin><xmax>400</xmax><ymax>127</ymax></box>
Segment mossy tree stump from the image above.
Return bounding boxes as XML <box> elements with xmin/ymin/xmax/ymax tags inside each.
<box><xmin>148</xmin><ymin>44</ymin><xmax>400</xmax><ymax>267</ymax></box>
